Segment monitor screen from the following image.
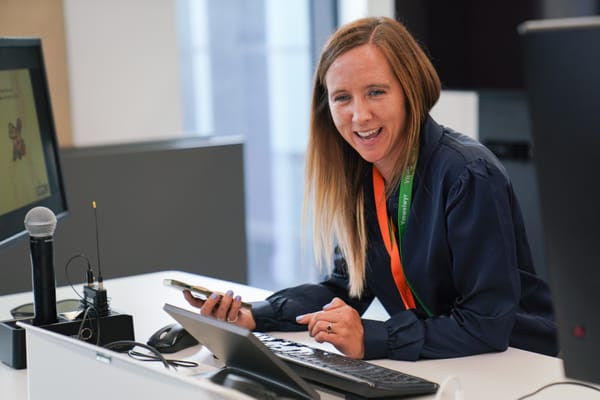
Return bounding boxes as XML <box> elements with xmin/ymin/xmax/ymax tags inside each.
<box><xmin>520</xmin><ymin>16</ymin><xmax>600</xmax><ymax>385</ymax></box>
<box><xmin>0</xmin><ymin>38</ymin><xmax>68</xmax><ymax>248</ymax></box>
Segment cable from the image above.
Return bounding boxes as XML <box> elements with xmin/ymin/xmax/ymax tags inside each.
<box><xmin>77</xmin><ymin>306</ymin><xmax>101</xmax><ymax>345</ymax></box>
<box><xmin>64</xmin><ymin>254</ymin><xmax>104</xmax><ymax>345</ymax></box>
<box><xmin>516</xmin><ymin>381</ymin><xmax>600</xmax><ymax>399</ymax></box>
<box><xmin>434</xmin><ymin>375</ymin><xmax>464</xmax><ymax>400</ymax></box>
<box><xmin>65</xmin><ymin>253</ymin><xmax>191</xmax><ymax>371</ymax></box>
<box><xmin>64</xmin><ymin>254</ymin><xmax>92</xmax><ymax>300</ymax></box>
<box><xmin>128</xmin><ymin>350</ymin><xmax>199</xmax><ymax>369</ymax></box>
<box><xmin>103</xmin><ymin>341</ymin><xmax>186</xmax><ymax>370</ymax></box>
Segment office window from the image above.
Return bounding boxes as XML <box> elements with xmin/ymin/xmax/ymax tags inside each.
<box><xmin>176</xmin><ymin>0</ymin><xmax>339</xmax><ymax>290</ymax></box>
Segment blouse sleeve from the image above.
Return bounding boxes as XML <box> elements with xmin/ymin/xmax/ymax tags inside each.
<box><xmin>252</xmin><ymin>249</ymin><xmax>375</xmax><ymax>332</ymax></box>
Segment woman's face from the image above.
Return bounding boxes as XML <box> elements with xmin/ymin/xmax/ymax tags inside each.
<box><xmin>325</xmin><ymin>44</ymin><xmax>407</xmax><ymax>181</ymax></box>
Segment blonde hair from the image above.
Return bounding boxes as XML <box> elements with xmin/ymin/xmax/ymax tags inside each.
<box><xmin>303</xmin><ymin>17</ymin><xmax>441</xmax><ymax>297</ymax></box>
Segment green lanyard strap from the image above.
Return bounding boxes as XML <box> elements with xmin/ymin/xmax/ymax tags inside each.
<box><xmin>394</xmin><ymin>146</ymin><xmax>433</xmax><ymax>317</ymax></box>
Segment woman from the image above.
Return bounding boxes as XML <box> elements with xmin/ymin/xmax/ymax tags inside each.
<box><xmin>185</xmin><ymin>16</ymin><xmax>558</xmax><ymax>361</ymax></box>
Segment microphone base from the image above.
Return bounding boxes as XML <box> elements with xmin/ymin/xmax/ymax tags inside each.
<box><xmin>0</xmin><ymin>310</ymin><xmax>134</xmax><ymax>369</ymax></box>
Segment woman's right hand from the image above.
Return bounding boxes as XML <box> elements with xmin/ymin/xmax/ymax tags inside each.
<box><xmin>183</xmin><ymin>289</ymin><xmax>256</xmax><ymax>330</ymax></box>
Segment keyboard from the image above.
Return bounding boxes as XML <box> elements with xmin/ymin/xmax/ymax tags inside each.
<box><xmin>254</xmin><ymin>332</ymin><xmax>438</xmax><ymax>399</ymax></box>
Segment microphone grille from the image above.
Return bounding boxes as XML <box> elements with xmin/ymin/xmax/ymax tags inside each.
<box><xmin>24</xmin><ymin>207</ymin><xmax>57</xmax><ymax>237</ymax></box>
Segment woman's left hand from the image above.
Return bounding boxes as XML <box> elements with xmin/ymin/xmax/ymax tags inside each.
<box><xmin>296</xmin><ymin>297</ymin><xmax>364</xmax><ymax>359</ymax></box>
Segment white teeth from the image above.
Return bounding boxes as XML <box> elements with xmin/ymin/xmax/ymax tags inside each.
<box><xmin>356</xmin><ymin>128</ymin><xmax>379</xmax><ymax>138</ymax></box>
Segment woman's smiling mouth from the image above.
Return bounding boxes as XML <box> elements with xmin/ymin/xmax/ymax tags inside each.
<box><xmin>355</xmin><ymin>127</ymin><xmax>382</xmax><ymax>139</ymax></box>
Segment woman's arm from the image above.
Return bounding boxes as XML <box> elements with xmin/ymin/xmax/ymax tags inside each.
<box><xmin>253</xmin><ymin>251</ymin><xmax>376</xmax><ymax>332</ymax></box>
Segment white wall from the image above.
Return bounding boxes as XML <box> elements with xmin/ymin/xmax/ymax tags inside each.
<box><xmin>338</xmin><ymin>0</ymin><xmax>395</xmax><ymax>24</ymax></box>
<box><xmin>431</xmin><ymin>91</ymin><xmax>478</xmax><ymax>139</ymax></box>
<box><xmin>63</xmin><ymin>0</ymin><xmax>183</xmax><ymax>146</ymax></box>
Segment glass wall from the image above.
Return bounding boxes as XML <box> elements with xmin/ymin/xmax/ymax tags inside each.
<box><xmin>176</xmin><ymin>0</ymin><xmax>338</xmax><ymax>290</ymax></box>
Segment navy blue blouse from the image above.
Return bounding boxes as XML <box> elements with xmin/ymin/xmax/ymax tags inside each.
<box><xmin>252</xmin><ymin>117</ymin><xmax>558</xmax><ymax>361</ymax></box>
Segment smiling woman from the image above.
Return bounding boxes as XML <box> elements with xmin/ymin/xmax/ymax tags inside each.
<box><xmin>183</xmin><ymin>16</ymin><xmax>558</xmax><ymax>363</ymax></box>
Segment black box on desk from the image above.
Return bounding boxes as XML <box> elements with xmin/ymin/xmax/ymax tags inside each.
<box><xmin>0</xmin><ymin>319</ymin><xmax>27</xmax><ymax>369</ymax></box>
<box><xmin>0</xmin><ymin>311</ymin><xmax>134</xmax><ymax>369</ymax></box>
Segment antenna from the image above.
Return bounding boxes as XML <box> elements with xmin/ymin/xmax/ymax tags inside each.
<box><xmin>92</xmin><ymin>201</ymin><xmax>104</xmax><ymax>289</ymax></box>
<box><xmin>82</xmin><ymin>200</ymin><xmax>109</xmax><ymax>316</ymax></box>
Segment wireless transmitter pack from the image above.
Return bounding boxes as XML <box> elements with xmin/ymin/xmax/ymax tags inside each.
<box><xmin>83</xmin><ymin>284</ymin><xmax>109</xmax><ymax>316</ymax></box>
<box><xmin>0</xmin><ymin>203</ymin><xmax>135</xmax><ymax>370</ymax></box>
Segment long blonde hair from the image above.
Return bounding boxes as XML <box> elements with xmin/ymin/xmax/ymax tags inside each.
<box><xmin>303</xmin><ymin>17</ymin><xmax>441</xmax><ymax>297</ymax></box>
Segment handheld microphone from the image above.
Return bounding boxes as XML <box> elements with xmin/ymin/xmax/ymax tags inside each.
<box><xmin>24</xmin><ymin>206</ymin><xmax>58</xmax><ymax>326</ymax></box>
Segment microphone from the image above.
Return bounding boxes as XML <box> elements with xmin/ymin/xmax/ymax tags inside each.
<box><xmin>24</xmin><ymin>206</ymin><xmax>58</xmax><ymax>326</ymax></box>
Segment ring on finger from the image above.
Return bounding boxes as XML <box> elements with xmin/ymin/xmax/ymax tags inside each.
<box><xmin>227</xmin><ymin>313</ymin><xmax>239</xmax><ymax>323</ymax></box>
<box><xmin>326</xmin><ymin>322</ymin><xmax>333</xmax><ymax>334</ymax></box>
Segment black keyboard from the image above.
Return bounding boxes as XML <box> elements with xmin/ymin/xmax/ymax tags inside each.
<box><xmin>254</xmin><ymin>332</ymin><xmax>438</xmax><ymax>399</ymax></box>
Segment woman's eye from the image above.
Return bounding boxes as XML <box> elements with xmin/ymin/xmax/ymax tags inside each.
<box><xmin>368</xmin><ymin>89</ymin><xmax>385</xmax><ymax>97</ymax></box>
<box><xmin>333</xmin><ymin>94</ymin><xmax>350</xmax><ymax>102</ymax></box>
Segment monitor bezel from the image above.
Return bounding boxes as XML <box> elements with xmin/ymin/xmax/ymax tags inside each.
<box><xmin>0</xmin><ymin>37</ymin><xmax>68</xmax><ymax>248</ymax></box>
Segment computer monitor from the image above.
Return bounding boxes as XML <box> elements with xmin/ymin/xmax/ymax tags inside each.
<box><xmin>519</xmin><ymin>16</ymin><xmax>600</xmax><ymax>385</ymax></box>
<box><xmin>0</xmin><ymin>38</ymin><xmax>68</xmax><ymax>249</ymax></box>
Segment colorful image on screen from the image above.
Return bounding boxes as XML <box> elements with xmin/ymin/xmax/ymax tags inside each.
<box><xmin>0</xmin><ymin>69</ymin><xmax>51</xmax><ymax>215</ymax></box>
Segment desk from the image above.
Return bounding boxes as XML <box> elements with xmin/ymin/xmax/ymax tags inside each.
<box><xmin>1</xmin><ymin>271</ymin><xmax>598</xmax><ymax>399</ymax></box>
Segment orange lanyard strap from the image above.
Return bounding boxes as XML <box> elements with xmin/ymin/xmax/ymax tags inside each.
<box><xmin>372</xmin><ymin>166</ymin><xmax>416</xmax><ymax>310</ymax></box>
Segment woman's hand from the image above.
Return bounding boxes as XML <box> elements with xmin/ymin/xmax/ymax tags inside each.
<box><xmin>296</xmin><ymin>297</ymin><xmax>365</xmax><ymax>359</ymax></box>
<box><xmin>183</xmin><ymin>289</ymin><xmax>256</xmax><ymax>330</ymax></box>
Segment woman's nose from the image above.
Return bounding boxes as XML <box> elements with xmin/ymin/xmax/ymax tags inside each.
<box><xmin>351</xmin><ymin>99</ymin><xmax>372</xmax><ymax>123</ymax></box>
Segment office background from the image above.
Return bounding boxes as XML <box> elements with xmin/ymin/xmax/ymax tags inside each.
<box><xmin>2</xmin><ymin>0</ymin><xmax>597</xmax><ymax>295</ymax></box>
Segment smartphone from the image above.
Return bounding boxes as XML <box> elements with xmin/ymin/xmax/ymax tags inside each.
<box><xmin>163</xmin><ymin>278</ymin><xmax>252</xmax><ymax>309</ymax></box>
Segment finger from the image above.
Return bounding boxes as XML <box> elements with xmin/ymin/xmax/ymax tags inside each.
<box><xmin>314</xmin><ymin>330</ymin><xmax>333</xmax><ymax>343</ymax></box>
<box><xmin>312</xmin><ymin>320</ymin><xmax>337</xmax><ymax>342</ymax></box>
<box><xmin>323</xmin><ymin>297</ymin><xmax>345</xmax><ymax>311</ymax></box>
<box><xmin>201</xmin><ymin>292</ymin><xmax>222</xmax><ymax>317</ymax></box>
<box><xmin>295</xmin><ymin>311</ymin><xmax>316</xmax><ymax>326</ymax></box>
<box><xmin>308</xmin><ymin>318</ymin><xmax>330</xmax><ymax>338</ymax></box>
<box><xmin>214</xmin><ymin>290</ymin><xmax>235</xmax><ymax>321</ymax></box>
<box><xmin>227</xmin><ymin>295</ymin><xmax>243</xmax><ymax>323</ymax></box>
<box><xmin>308</xmin><ymin>308</ymin><xmax>338</xmax><ymax>333</ymax></box>
<box><xmin>306</xmin><ymin>312</ymin><xmax>322</xmax><ymax>333</ymax></box>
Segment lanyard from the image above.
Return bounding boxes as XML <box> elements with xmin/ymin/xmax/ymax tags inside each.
<box><xmin>372</xmin><ymin>147</ymin><xmax>433</xmax><ymax>316</ymax></box>
<box><xmin>372</xmin><ymin>162</ymin><xmax>417</xmax><ymax>310</ymax></box>
<box><xmin>397</xmin><ymin>151</ymin><xmax>417</xmax><ymax>251</ymax></box>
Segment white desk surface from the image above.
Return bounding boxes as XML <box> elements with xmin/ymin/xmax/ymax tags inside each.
<box><xmin>1</xmin><ymin>270</ymin><xmax>598</xmax><ymax>400</ymax></box>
